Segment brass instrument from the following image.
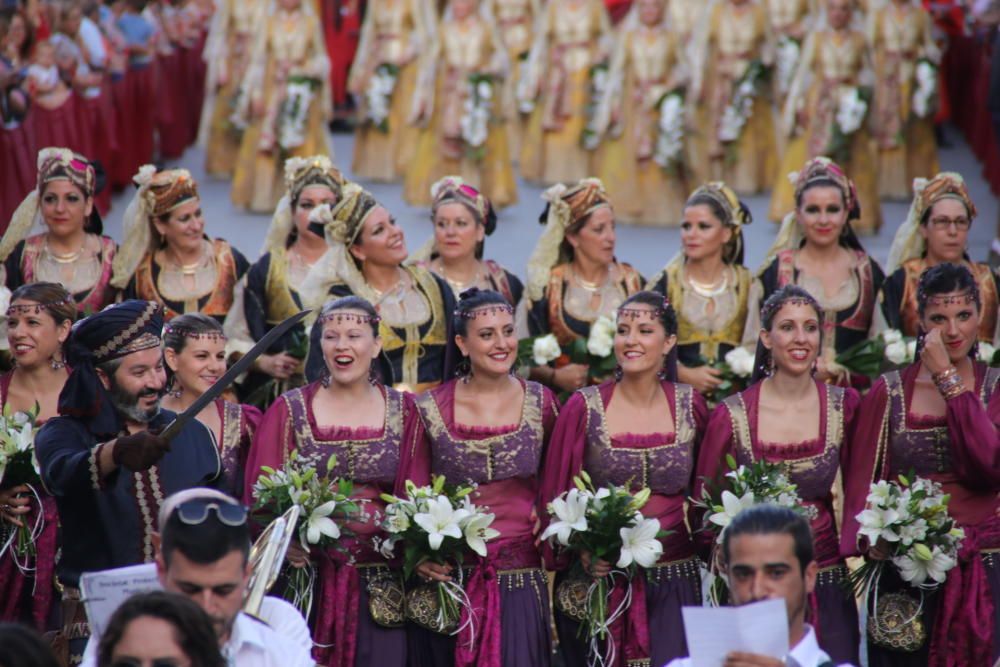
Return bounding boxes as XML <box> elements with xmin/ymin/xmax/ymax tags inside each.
<box><xmin>244</xmin><ymin>505</ymin><xmax>300</xmax><ymax>616</ymax></box>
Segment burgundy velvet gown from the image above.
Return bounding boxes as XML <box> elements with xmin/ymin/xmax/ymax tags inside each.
<box><xmin>211</xmin><ymin>398</ymin><xmax>261</xmax><ymax>498</ymax></box>
<box><xmin>0</xmin><ymin>373</ymin><xmax>59</xmax><ymax>632</ymax></box>
<box><xmin>404</xmin><ymin>379</ymin><xmax>559</xmax><ymax>667</ymax></box>
<box><xmin>696</xmin><ymin>380</ymin><xmax>861</xmax><ymax>664</ymax></box>
<box><xmin>244</xmin><ymin>382</ymin><xmax>417</xmax><ymax>667</ymax></box>
<box><xmin>841</xmin><ymin>362</ymin><xmax>1000</xmax><ymax>667</ymax></box>
<box><xmin>540</xmin><ymin>380</ymin><xmax>708</xmax><ymax>667</ymax></box>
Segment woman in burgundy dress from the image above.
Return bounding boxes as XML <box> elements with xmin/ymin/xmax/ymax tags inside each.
<box><xmin>841</xmin><ymin>262</ymin><xmax>1000</xmax><ymax>667</ymax></box>
<box><xmin>244</xmin><ymin>295</ymin><xmax>413</xmax><ymax>667</ymax></box>
<box><xmin>160</xmin><ymin>313</ymin><xmax>261</xmax><ymax>497</ymax></box>
<box><xmin>0</xmin><ymin>282</ymin><xmax>75</xmax><ymax>630</ymax></box>
<box><xmin>405</xmin><ymin>288</ymin><xmax>559</xmax><ymax>667</ymax></box>
<box><xmin>696</xmin><ymin>284</ymin><xmax>861</xmax><ymax>664</ymax></box>
<box><xmin>540</xmin><ymin>290</ymin><xmax>707</xmax><ymax>667</ymax></box>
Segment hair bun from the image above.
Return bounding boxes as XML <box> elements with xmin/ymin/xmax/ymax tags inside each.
<box><xmin>458</xmin><ymin>287</ymin><xmax>482</xmax><ymax>301</ymax></box>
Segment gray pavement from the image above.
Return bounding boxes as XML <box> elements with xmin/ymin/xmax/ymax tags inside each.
<box><xmin>102</xmin><ymin>128</ymin><xmax>1000</xmax><ymax>281</ymax></box>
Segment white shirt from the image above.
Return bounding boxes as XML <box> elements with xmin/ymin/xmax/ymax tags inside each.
<box><xmin>80</xmin><ymin>596</ymin><xmax>314</xmax><ymax>666</ymax></box>
<box><xmin>78</xmin><ymin>17</ymin><xmax>108</xmax><ymax>69</ymax></box>
<box><xmin>663</xmin><ymin>626</ymin><xmax>854</xmax><ymax>667</ymax></box>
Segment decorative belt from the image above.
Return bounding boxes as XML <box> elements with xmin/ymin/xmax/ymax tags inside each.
<box><xmin>644</xmin><ymin>555</ymin><xmax>702</xmax><ymax>585</ymax></box>
<box><xmin>816</xmin><ymin>563</ymin><xmax>849</xmax><ymax>586</ymax></box>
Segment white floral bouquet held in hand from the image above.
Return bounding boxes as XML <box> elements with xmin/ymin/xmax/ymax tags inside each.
<box><xmin>849</xmin><ymin>473</ymin><xmax>963</xmax><ymax>593</ymax></box>
<box><xmin>0</xmin><ymin>404</ymin><xmax>43</xmax><ymax>568</ymax></box>
<box><xmin>251</xmin><ymin>452</ymin><xmax>365</xmax><ymax>616</ymax></box>
<box><xmin>377</xmin><ymin>477</ymin><xmax>499</xmax><ymax>635</ymax></box>
<box><xmin>540</xmin><ymin>471</ymin><xmax>664</xmax><ymax>666</ymax></box>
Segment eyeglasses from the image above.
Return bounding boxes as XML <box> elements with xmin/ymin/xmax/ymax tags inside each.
<box><xmin>174</xmin><ymin>500</ymin><xmax>248</xmax><ymax>527</ymax></box>
<box><xmin>928</xmin><ymin>216</ymin><xmax>971</xmax><ymax>231</ymax></box>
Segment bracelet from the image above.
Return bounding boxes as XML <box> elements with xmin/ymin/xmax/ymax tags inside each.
<box><xmin>932</xmin><ymin>367</ymin><xmax>965</xmax><ymax>400</ymax></box>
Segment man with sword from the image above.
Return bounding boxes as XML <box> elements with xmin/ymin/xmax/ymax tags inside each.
<box><xmin>34</xmin><ymin>299</ymin><xmax>307</xmax><ymax>664</ymax></box>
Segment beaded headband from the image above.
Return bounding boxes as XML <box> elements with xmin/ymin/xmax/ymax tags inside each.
<box><xmin>918</xmin><ymin>290</ymin><xmax>979</xmax><ymax>308</ymax></box>
<box><xmin>6</xmin><ymin>294</ymin><xmax>75</xmax><ymax>318</ymax></box>
<box><xmin>760</xmin><ymin>296</ymin><xmax>821</xmax><ymax>326</ymax></box>
<box><xmin>163</xmin><ymin>324</ymin><xmax>227</xmax><ymax>342</ymax></box>
<box><xmin>617</xmin><ymin>297</ymin><xmax>672</xmax><ymax>321</ymax></box>
<box><xmin>319</xmin><ymin>311</ymin><xmax>381</xmax><ymax>326</ymax></box>
<box><xmin>458</xmin><ymin>303</ymin><xmax>514</xmax><ymax>319</ymax></box>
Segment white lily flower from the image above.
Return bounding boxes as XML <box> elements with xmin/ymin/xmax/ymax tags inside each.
<box><xmin>866</xmin><ymin>480</ymin><xmax>895</xmax><ymax>507</ymax></box>
<box><xmin>894</xmin><ymin>545</ymin><xmax>955</xmax><ymax>586</ymax></box>
<box><xmin>978</xmin><ymin>342</ymin><xmax>997</xmax><ymax>363</ymax></box>
<box><xmin>617</xmin><ymin>517</ymin><xmax>663</xmax><ymax>568</ymax></box>
<box><xmin>897</xmin><ymin>518</ymin><xmax>929</xmax><ymax>546</ymax></box>
<box><xmin>708</xmin><ymin>490</ymin><xmax>756</xmax><ymax>531</ymax></box>
<box><xmin>305</xmin><ymin>500</ymin><xmax>340</xmax><ymax>544</ymax></box>
<box><xmin>885</xmin><ymin>341</ymin><xmax>909</xmax><ymax>365</ymax></box>
<box><xmin>540</xmin><ymin>488</ymin><xmax>590</xmax><ymax>545</ymax></box>
<box><xmin>413</xmin><ymin>495</ymin><xmax>469</xmax><ymax>550</ymax></box>
<box><xmin>533</xmin><ymin>334</ymin><xmax>562</xmax><ymax>366</ymax></box>
<box><xmin>856</xmin><ymin>506</ymin><xmax>902</xmax><ymax>545</ymax></box>
<box><xmin>463</xmin><ymin>512</ymin><xmax>500</xmax><ymax>557</ymax></box>
<box><xmin>724</xmin><ymin>346</ymin><xmax>756</xmax><ymax>377</ymax></box>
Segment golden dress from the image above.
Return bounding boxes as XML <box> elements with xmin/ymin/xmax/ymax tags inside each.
<box><xmin>518</xmin><ymin>0</ymin><xmax>611</xmax><ymax>184</ymax></box>
<box><xmin>199</xmin><ymin>0</ymin><xmax>264</xmax><ymax>177</ymax></box>
<box><xmin>766</xmin><ymin>0</ymin><xmax>813</xmax><ymax>112</ymax></box>
<box><xmin>769</xmin><ymin>28</ymin><xmax>882</xmax><ymax>233</ymax></box>
<box><xmin>349</xmin><ymin>0</ymin><xmax>432</xmax><ymax>182</ymax></box>
<box><xmin>230</xmin><ymin>6</ymin><xmax>331</xmax><ymax>213</ymax></box>
<box><xmin>668</xmin><ymin>0</ymin><xmax>709</xmax><ymax>175</ymax></box>
<box><xmin>594</xmin><ymin>22</ymin><xmax>687</xmax><ymax>227</ymax></box>
<box><xmin>647</xmin><ymin>261</ymin><xmax>752</xmax><ymax>367</ymax></box>
<box><xmin>402</xmin><ymin>13</ymin><xmax>518</xmax><ymax>208</ymax></box>
<box><xmin>869</xmin><ymin>1</ymin><xmax>940</xmax><ymax>199</ymax></box>
<box><xmin>486</xmin><ymin>0</ymin><xmax>539</xmax><ymax>156</ymax></box>
<box><xmin>695</xmin><ymin>0</ymin><xmax>777</xmax><ymax>194</ymax></box>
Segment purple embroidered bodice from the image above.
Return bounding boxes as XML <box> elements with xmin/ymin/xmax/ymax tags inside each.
<box><xmin>580</xmin><ymin>385</ymin><xmax>697</xmax><ymax>494</ymax></box>
<box><xmin>884</xmin><ymin>369</ymin><xmax>1000</xmax><ymax>478</ymax></box>
<box><xmin>416</xmin><ymin>382</ymin><xmax>545</xmax><ymax>485</ymax></box>
<box><xmin>283</xmin><ymin>386</ymin><xmax>403</xmax><ymax>486</ymax></box>
<box><xmin>724</xmin><ymin>387</ymin><xmax>846</xmax><ymax>502</ymax></box>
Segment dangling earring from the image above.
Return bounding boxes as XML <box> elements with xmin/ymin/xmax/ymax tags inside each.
<box><xmin>614</xmin><ymin>364</ymin><xmax>623</xmax><ymax>382</ymax></box>
<box><xmin>321</xmin><ymin>372</ymin><xmax>332</xmax><ymax>388</ymax></box>
<box><xmin>971</xmin><ymin>340</ymin><xmax>981</xmax><ymax>362</ymax></box>
<box><xmin>457</xmin><ymin>356</ymin><xmax>473</xmax><ymax>383</ymax></box>
<box><xmin>368</xmin><ymin>362</ymin><xmax>380</xmax><ymax>385</ymax></box>
<box><xmin>168</xmin><ymin>382</ymin><xmax>183</xmax><ymax>399</ymax></box>
<box><xmin>50</xmin><ymin>352</ymin><xmax>65</xmax><ymax>371</ymax></box>
<box><xmin>767</xmin><ymin>354</ymin><xmax>775</xmax><ymax>377</ymax></box>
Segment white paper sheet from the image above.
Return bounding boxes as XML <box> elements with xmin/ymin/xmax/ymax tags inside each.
<box><xmin>681</xmin><ymin>598</ymin><xmax>790</xmax><ymax>667</ymax></box>
<box><xmin>80</xmin><ymin>563</ymin><xmax>162</xmax><ymax>638</ymax></box>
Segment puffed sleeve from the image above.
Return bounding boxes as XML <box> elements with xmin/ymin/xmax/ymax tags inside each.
<box><xmin>689</xmin><ymin>401</ymin><xmax>736</xmax><ymax>558</ymax></box>
<box><xmin>242</xmin><ymin>395</ymin><xmax>293</xmax><ymax>504</ymax></box>
<box><xmin>944</xmin><ymin>380</ymin><xmax>1000</xmax><ymax>490</ymax></box>
<box><xmin>537</xmin><ymin>391</ymin><xmax>588</xmax><ymax>569</ymax></box>
<box><xmin>839</xmin><ymin>376</ymin><xmax>891</xmax><ymax>557</ymax></box>
<box><xmin>397</xmin><ymin>391</ymin><xmax>431</xmax><ymax>494</ymax></box>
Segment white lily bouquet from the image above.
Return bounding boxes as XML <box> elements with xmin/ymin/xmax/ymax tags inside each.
<box><xmin>826</xmin><ymin>85</ymin><xmax>871</xmax><ymax>164</ymax></box>
<box><xmin>251</xmin><ymin>452</ymin><xmax>364</xmax><ymax>616</ymax></box>
<box><xmin>377</xmin><ymin>476</ymin><xmax>499</xmax><ymax>634</ymax></box>
<box><xmin>912</xmin><ymin>58</ymin><xmax>938</xmax><ymax>120</ymax></box>
<box><xmin>718</xmin><ymin>60</ymin><xmax>768</xmax><ymax>145</ymax></box>
<box><xmin>365</xmin><ymin>63</ymin><xmax>399</xmax><ymax>133</ymax></box>
<box><xmin>0</xmin><ymin>405</ymin><xmax>42</xmax><ymax>566</ymax></box>
<box><xmin>541</xmin><ymin>472</ymin><xmax>663</xmax><ymax>662</ymax></box>
<box><xmin>834</xmin><ymin>328</ymin><xmax>915</xmax><ymax>379</ymax></box>
<box><xmin>581</xmin><ymin>63</ymin><xmax>610</xmax><ymax>151</ymax></box>
<box><xmin>278</xmin><ymin>76</ymin><xmax>318</xmax><ymax>151</ymax></box>
<box><xmin>461</xmin><ymin>74</ymin><xmax>494</xmax><ymax>161</ymax></box>
<box><xmin>653</xmin><ymin>90</ymin><xmax>686</xmax><ymax>173</ymax></box>
<box><xmin>849</xmin><ymin>473</ymin><xmax>963</xmax><ymax>596</ymax></box>
<box><xmin>775</xmin><ymin>36</ymin><xmax>800</xmax><ymax>97</ymax></box>
<box><xmin>517</xmin><ymin>317</ymin><xmax>618</xmax><ymax>395</ymax></box>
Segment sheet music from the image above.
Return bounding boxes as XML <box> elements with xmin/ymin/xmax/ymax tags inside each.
<box><xmin>681</xmin><ymin>598</ymin><xmax>790</xmax><ymax>667</ymax></box>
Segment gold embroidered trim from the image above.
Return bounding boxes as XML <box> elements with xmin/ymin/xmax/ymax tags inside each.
<box><xmin>88</xmin><ymin>443</ymin><xmax>105</xmax><ymax>491</ymax></box>
<box><xmin>94</xmin><ymin>301</ymin><xmax>160</xmax><ymax>361</ymax></box>
<box><xmin>221</xmin><ymin>400</ymin><xmax>242</xmax><ymax>455</ymax></box>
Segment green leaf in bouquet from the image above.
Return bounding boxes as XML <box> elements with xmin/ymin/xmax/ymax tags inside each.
<box><xmin>568</xmin><ymin>338</ymin><xmax>589</xmax><ymax>365</ymax></box>
<box><xmin>834</xmin><ymin>338</ymin><xmax>886</xmax><ymax>378</ymax></box>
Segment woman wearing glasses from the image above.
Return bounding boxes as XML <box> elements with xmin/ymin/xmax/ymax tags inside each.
<box><xmin>244</xmin><ymin>296</ymin><xmax>414</xmax><ymax>667</ymax></box>
<box><xmin>0</xmin><ymin>283</ymin><xmax>75</xmax><ymax>631</ymax></box>
<box><xmin>877</xmin><ymin>172</ymin><xmax>999</xmax><ymax>344</ymax></box>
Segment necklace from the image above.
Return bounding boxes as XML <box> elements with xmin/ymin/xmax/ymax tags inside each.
<box><xmin>166</xmin><ymin>247</ymin><xmax>204</xmax><ymax>276</ymax></box>
<box><xmin>370</xmin><ymin>270</ymin><xmax>406</xmax><ymax>304</ymax></box>
<box><xmin>573</xmin><ymin>268</ymin><xmax>605</xmax><ymax>292</ymax></box>
<box><xmin>438</xmin><ymin>262</ymin><xmax>483</xmax><ymax>293</ymax></box>
<box><xmin>45</xmin><ymin>236</ymin><xmax>85</xmax><ymax>264</ymax></box>
<box><xmin>686</xmin><ymin>268</ymin><xmax>729</xmax><ymax>298</ymax></box>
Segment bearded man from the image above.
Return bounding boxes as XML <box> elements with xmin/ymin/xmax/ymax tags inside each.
<box><xmin>35</xmin><ymin>300</ymin><xmax>223</xmax><ymax>663</ymax></box>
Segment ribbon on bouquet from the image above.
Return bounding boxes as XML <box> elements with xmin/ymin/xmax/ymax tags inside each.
<box><xmin>589</xmin><ymin>569</ymin><xmax>650</xmax><ymax>667</ymax></box>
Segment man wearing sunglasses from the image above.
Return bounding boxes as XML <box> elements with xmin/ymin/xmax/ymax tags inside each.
<box><xmin>79</xmin><ymin>488</ymin><xmax>314</xmax><ymax>667</ymax></box>
<box><xmin>35</xmin><ymin>301</ymin><xmax>225</xmax><ymax>661</ymax></box>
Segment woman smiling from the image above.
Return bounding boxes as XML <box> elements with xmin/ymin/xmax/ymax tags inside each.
<box><xmin>112</xmin><ymin>167</ymin><xmax>250</xmax><ymax>322</ymax></box>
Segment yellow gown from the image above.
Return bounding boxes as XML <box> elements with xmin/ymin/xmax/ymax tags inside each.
<box><xmin>594</xmin><ymin>23</ymin><xmax>687</xmax><ymax>226</ymax></box>
<box><xmin>769</xmin><ymin>28</ymin><xmax>882</xmax><ymax>233</ymax></box>
<box><xmin>230</xmin><ymin>6</ymin><xmax>330</xmax><ymax>213</ymax></box>
<box><xmin>695</xmin><ymin>0</ymin><xmax>777</xmax><ymax>195</ymax></box>
<box><xmin>349</xmin><ymin>0</ymin><xmax>431</xmax><ymax>182</ymax></box>
<box><xmin>869</xmin><ymin>1</ymin><xmax>940</xmax><ymax>199</ymax></box>
<box><xmin>766</xmin><ymin>0</ymin><xmax>813</xmax><ymax>113</ymax></box>
<box><xmin>200</xmin><ymin>0</ymin><xmax>263</xmax><ymax>178</ymax></box>
<box><xmin>519</xmin><ymin>0</ymin><xmax>610</xmax><ymax>185</ymax></box>
<box><xmin>667</xmin><ymin>0</ymin><xmax>709</xmax><ymax>182</ymax></box>
<box><xmin>402</xmin><ymin>14</ymin><xmax>518</xmax><ymax>208</ymax></box>
<box><xmin>486</xmin><ymin>0</ymin><xmax>539</xmax><ymax>158</ymax></box>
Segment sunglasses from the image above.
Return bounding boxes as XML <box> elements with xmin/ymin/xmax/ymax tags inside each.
<box><xmin>174</xmin><ymin>499</ymin><xmax>248</xmax><ymax>527</ymax></box>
